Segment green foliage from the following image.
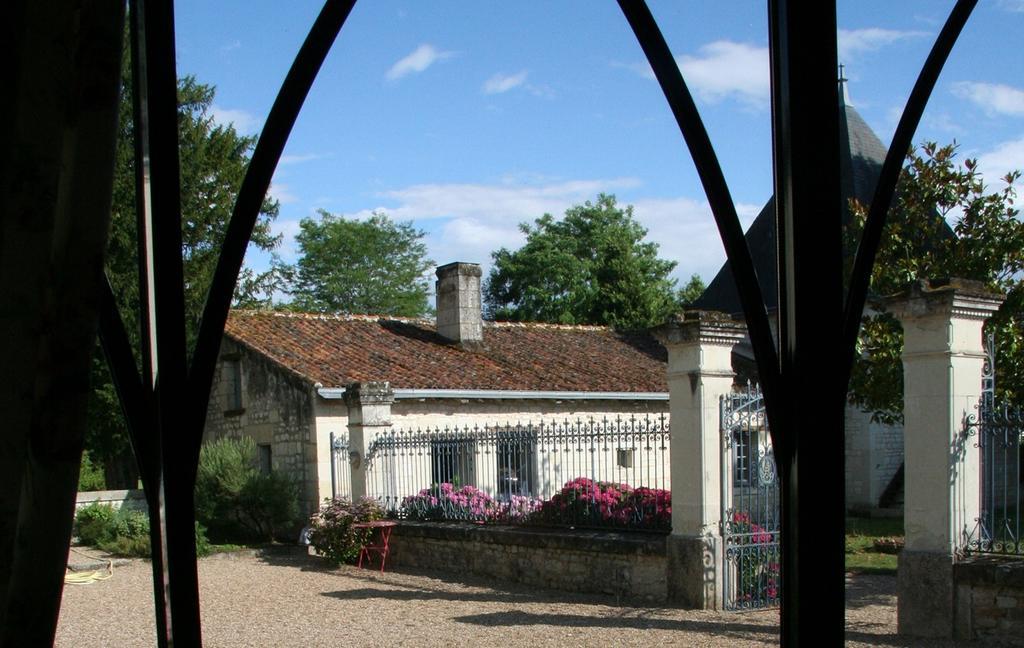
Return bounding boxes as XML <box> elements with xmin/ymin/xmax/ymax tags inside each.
<box><xmin>194</xmin><ymin>437</ymin><xmax>301</xmax><ymax>543</ymax></box>
<box><xmin>677</xmin><ymin>274</ymin><xmax>706</xmax><ymax>309</ymax></box>
<box><xmin>77</xmin><ymin>452</ymin><xmax>107</xmax><ymax>492</ymax></box>
<box><xmin>73</xmin><ymin>503</ymin><xmax>210</xmax><ymax>558</ymax></box>
<box><xmin>307</xmin><ymin>497</ymin><xmax>385</xmax><ymax>565</ymax></box>
<box><xmin>87</xmin><ymin>54</ymin><xmax>281</xmax><ymax>487</ymax></box>
<box><xmin>74</xmin><ymin>503</ymin><xmax>117</xmax><ymax>546</ymax></box>
<box><xmin>484</xmin><ymin>194</ymin><xmax>678</xmax><ymax>329</ymax></box>
<box><xmin>285</xmin><ymin>210</ymin><xmax>433</xmax><ymax>316</ymax></box>
<box><xmin>846</xmin><ymin>142</ymin><xmax>1024</xmax><ymax>420</ymax></box>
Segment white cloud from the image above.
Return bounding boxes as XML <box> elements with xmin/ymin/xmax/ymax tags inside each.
<box><xmin>386</xmin><ymin>44</ymin><xmax>454</xmax><ymax>80</ymax></box>
<box><xmin>615</xmin><ymin>41</ymin><xmax>769</xmax><ymax>107</ymax></box>
<box><xmin>977</xmin><ymin>136</ymin><xmax>1024</xmax><ymax>186</ymax></box>
<box><xmin>268</xmin><ymin>181</ymin><xmax>298</xmax><ymax>206</ymax></box>
<box><xmin>998</xmin><ymin>0</ymin><xmax>1024</xmax><ymax>12</ymax></box>
<box><xmin>325</xmin><ymin>177</ymin><xmax>764</xmax><ymax>284</ymax></box>
<box><xmin>951</xmin><ymin>81</ymin><xmax>1024</xmax><ymax>118</ymax></box>
<box><xmin>269</xmin><ymin>217</ymin><xmax>305</xmax><ymax>263</ymax></box>
<box><xmin>483</xmin><ymin>70</ymin><xmax>529</xmax><ymax>94</ymax></box>
<box><xmin>838</xmin><ymin>28</ymin><xmax>925</xmax><ymax>61</ymax></box>
<box><xmin>279</xmin><ymin>152</ymin><xmax>329</xmax><ymax>166</ymax></box>
<box><xmin>209</xmin><ymin>105</ymin><xmax>260</xmax><ymax>135</ymax></box>
<box><xmin>676</xmin><ymin>41</ymin><xmax>769</xmax><ymax>107</ymax></box>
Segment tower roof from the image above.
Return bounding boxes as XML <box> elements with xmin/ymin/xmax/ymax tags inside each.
<box><xmin>692</xmin><ymin>95</ymin><xmax>889</xmax><ymax>315</ymax></box>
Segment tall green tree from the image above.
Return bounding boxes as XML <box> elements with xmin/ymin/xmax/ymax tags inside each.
<box><xmin>484</xmin><ymin>194</ymin><xmax>678</xmax><ymax>329</ymax></box>
<box><xmin>848</xmin><ymin>142</ymin><xmax>1024</xmax><ymax>421</ymax></box>
<box><xmin>285</xmin><ymin>210</ymin><xmax>433</xmax><ymax>316</ymax></box>
<box><xmin>91</xmin><ymin>67</ymin><xmax>280</xmax><ymax>487</ymax></box>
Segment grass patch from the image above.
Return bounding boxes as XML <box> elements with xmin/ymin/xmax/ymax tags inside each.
<box><xmin>846</xmin><ymin>516</ymin><xmax>903</xmax><ymax>575</ymax></box>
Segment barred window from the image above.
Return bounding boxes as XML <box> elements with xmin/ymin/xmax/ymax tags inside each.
<box><xmin>224</xmin><ymin>358</ymin><xmax>243</xmax><ymax>412</ymax></box>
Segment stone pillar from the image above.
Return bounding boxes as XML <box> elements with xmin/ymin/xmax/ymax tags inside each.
<box><xmin>887</xmin><ymin>279</ymin><xmax>1003</xmax><ymax>638</ymax></box>
<box><xmin>343</xmin><ymin>381</ymin><xmax>395</xmax><ymax>501</ymax></box>
<box><xmin>654</xmin><ymin>310</ymin><xmax>746</xmax><ymax>609</ymax></box>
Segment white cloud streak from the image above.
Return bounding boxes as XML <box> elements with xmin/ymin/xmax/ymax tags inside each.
<box><xmin>952</xmin><ymin>81</ymin><xmax>1024</xmax><ymax>118</ymax></box>
<box><xmin>209</xmin><ymin>105</ymin><xmax>260</xmax><ymax>135</ymax></box>
<box><xmin>324</xmin><ymin>178</ymin><xmax>762</xmax><ymax>283</ymax></box>
<box><xmin>837</xmin><ymin>28</ymin><xmax>926</xmax><ymax>61</ymax></box>
<box><xmin>977</xmin><ymin>136</ymin><xmax>1024</xmax><ymax>185</ymax></box>
<box><xmin>386</xmin><ymin>44</ymin><xmax>454</xmax><ymax>80</ymax></box>
<box><xmin>483</xmin><ymin>70</ymin><xmax>529</xmax><ymax>94</ymax></box>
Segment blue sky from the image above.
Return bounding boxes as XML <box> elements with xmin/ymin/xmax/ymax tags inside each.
<box><xmin>173</xmin><ymin>1</ymin><xmax>1024</xmax><ymax>291</ymax></box>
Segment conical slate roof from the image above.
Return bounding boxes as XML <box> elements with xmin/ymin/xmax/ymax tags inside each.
<box><xmin>692</xmin><ymin>97</ymin><xmax>888</xmax><ymax>315</ymax></box>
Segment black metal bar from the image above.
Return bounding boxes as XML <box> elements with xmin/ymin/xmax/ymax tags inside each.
<box><xmin>96</xmin><ymin>276</ymin><xmax>169</xmax><ymax>646</ymax></box>
<box><xmin>130</xmin><ymin>0</ymin><xmax>198</xmax><ymax>644</ymax></box>
<box><xmin>839</xmin><ymin>0</ymin><xmax>976</xmax><ymax>387</ymax></box>
<box><xmin>187</xmin><ymin>0</ymin><xmax>357</xmax><ymax>461</ymax></box>
<box><xmin>769</xmin><ymin>1</ymin><xmax>844</xmax><ymax>645</ymax></box>
<box><xmin>616</xmin><ymin>0</ymin><xmax>783</xmax><ymax>438</ymax></box>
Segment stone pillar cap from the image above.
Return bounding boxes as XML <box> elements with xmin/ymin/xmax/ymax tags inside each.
<box><xmin>343</xmin><ymin>381</ymin><xmax>395</xmax><ymax>406</ymax></box>
<box><xmin>652</xmin><ymin>309</ymin><xmax>747</xmax><ymax>346</ymax></box>
<box><xmin>883</xmin><ymin>277</ymin><xmax>1004</xmax><ymax>321</ymax></box>
<box><xmin>435</xmin><ymin>262</ymin><xmax>482</xmax><ymax>279</ymax></box>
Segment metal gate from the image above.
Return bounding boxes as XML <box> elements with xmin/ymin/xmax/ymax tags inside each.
<box><xmin>721</xmin><ymin>384</ymin><xmax>780</xmax><ymax>610</ymax></box>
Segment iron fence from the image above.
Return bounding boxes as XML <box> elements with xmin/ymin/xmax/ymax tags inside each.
<box><xmin>329</xmin><ymin>432</ymin><xmax>351</xmax><ymax>499</ymax></box>
<box><xmin>721</xmin><ymin>384</ymin><xmax>780</xmax><ymax>611</ymax></box>
<box><xmin>363</xmin><ymin>414</ymin><xmax>670</xmax><ymax>530</ymax></box>
<box><xmin>966</xmin><ymin>336</ymin><xmax>1024</xmax><ymax>556</ymax></box>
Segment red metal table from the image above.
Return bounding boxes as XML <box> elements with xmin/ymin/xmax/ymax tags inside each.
<box><xmin>353</xmin><ymin>520</ymin><xmax>398</xmax><ymax>572</ymax></box>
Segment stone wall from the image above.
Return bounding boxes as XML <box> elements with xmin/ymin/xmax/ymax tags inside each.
<box><xmin>954</xmin><ymin>556</ymin><xmax>1024</xmax><ymax>644</ymax></box>
<box><xmin>203</xmin><ymin>339</ymin><xmax>319</xmax><ymax>516</ymax></box>
<box><xmin>389</xmin><ymin>522</ymin><xmax>668</xmax><ymax>602</ymax></box>
<box><xmin>75</xmin><ymin>489</ymin><xmax>146</xmax><ymax>512</ymax></box>
<box><xmin>845</xmin><ymin>405</ymin><xmax>903</xmax><ymax>514</ymax></box>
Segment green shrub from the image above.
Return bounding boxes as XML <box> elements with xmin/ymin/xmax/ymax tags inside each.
<box><xmin>74</xmin><ymin>503</ymin><xmax>116</xmax><ymax>546</ymax></box>
<box><xmin>307</xmin><ymin>497</ymin><xmax>384</xmax><ymax>565</ymax></box>
<box><xmin>77</xmin><ymin>452</ymin><xmax>106</xmax><ymax>492</ymax></box>
<box><xmin>195</xmin><ymin>437</ymin><xmax>301</xmax><ymax>543</ymax></box>
<box><xmin>75</xmin><ymin>503</ymin><xmax>211</xmax><ymax>559</ymax></box>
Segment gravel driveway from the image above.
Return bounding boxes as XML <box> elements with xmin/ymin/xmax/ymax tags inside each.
<box><xmin>55</xmin><ymin>550</ymin><xmax>996</xmax><ymax>647</ymax></box>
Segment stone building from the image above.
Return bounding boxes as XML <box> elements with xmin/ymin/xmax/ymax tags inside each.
<box><xmin>203</xmin><ymin>262</ymin><xmax>670</xmax><ymax>517</ymax></box>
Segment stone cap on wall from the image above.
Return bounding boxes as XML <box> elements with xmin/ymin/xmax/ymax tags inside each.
<box><xmin>343</xmin><ymin>381</ymin><xmax>395</xmax><ymax>407</ymax></box>
<box><xmin>883</xmin><ymin>278</ymin><xmax>1004</xmax><ymax>322</ymax></box>
<box><xmin>652</xmin><ymin>310</ymin><xmax>748</xmax><ymax>347</ymax></box>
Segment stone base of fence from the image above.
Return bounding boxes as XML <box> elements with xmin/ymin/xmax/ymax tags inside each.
<box><xmin>389</xmin><ymin>522</ymin><xmax>668</xmax><ymax>602</ymax></box>
<box><xmin>954</xmin><ymin>555</ymin><xmax>1024</xmax><ymax>644</ymax></box>
<box><xmin>666</xmin><ymin>534</ymin><xmax>722</xmax><ymax>609</ymax></box>
<box><xmin>898</xmin><ymin>550</ymin><xmax>955</xmax><ymax>638</ymax></box>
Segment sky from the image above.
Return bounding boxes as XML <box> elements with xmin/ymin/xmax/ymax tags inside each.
<box><xmin>172</xmin><ymin>0</ymin><xmax>1024</xmax><ymax>295</ymax></box>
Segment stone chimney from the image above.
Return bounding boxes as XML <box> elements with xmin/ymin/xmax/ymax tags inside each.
<box><xmin>435</xmin><ymin>262</ymin><xmax>483</xmax><ymax>345</ymax></box>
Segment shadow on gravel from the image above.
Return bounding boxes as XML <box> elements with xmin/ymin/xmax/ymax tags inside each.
<box><xmin>451</xmin><ymin>610</ymin><xmax>775</xmax><ymax>636</ymax></box>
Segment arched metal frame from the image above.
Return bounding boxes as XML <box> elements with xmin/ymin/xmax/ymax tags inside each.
<box><xmin>96</xmin><ymin>1</ymin><xmax>977</xmax><ymax>645</ymax></box>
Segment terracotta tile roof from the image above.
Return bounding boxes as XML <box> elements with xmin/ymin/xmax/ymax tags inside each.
<box><xmin>225</xmin><ymin>310</ymin><xmax>668</xmax><ymax>393</ymax></box>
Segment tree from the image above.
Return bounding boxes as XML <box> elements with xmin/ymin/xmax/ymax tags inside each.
<box><xmin>484</xmin><ymin>194</ymin><xmax>679</xmax><ymax>329</ymax></box>
<box><xmin>90</xmin><ymin>66</ymin><xmax>280</xmax><ymax>487</ymax></box>
<box><xmin>678</xmin><ymin>273</ymin><xmax>707</xmax><ymax>309</ymax></box>
<box><xmin>847</xmin><ymin>142</ymin><xmax>1024</xmax><ymax>421</ymax></box>
<box><xmin>285</xmin><ymin>210</ymin><xmax>433</xmax><ymax>316</ymax></box>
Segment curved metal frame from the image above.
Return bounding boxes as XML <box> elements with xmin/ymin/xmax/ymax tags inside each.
<box><xmin>95</xmin><ymin>0</ymin><xmax>978</xmax><ymax>645</ymax></box>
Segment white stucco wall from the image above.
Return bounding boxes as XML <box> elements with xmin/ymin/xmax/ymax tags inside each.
<box><xmin>315</xmin><ymin>396</ymin><xmax>671</xmax><ymax>506</ymax></box>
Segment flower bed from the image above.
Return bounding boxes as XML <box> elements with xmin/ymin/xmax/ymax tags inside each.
<box><xmin>399</xmin><ymin>478</ymin><xmax>670</xmax><ymax>532</ymax></box>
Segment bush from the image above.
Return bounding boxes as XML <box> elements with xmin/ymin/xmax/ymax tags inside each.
<box><xmin>195</xmin><ymin>437</ymin><xmax>301</xmax><ymax>543</ymax></box>
<box><xmin>401</xmin><ymin>483</ymin><xmax>541</xmax><ymax>523</ymax></box>
<box><xmin>74</xmin><ymin>503</ymin><xmax>211</xmax><ymax>558</ymax></box>
<box><xmin>307</xmin><ymin>497</ymin><xmax>384</xmax><ymax>565</ymax></box>
<box><xmin>77</xmin><ymin>452</ymin><xmax>106</xmax><ymax>492</ymax></box>
<box><xmin>537</xmin><ymin>477</ymin><xmax>671</xmax><ymax>530</ymax></box>
<box><xmin>74</xmin><ymin>503</ymin><xmax>116</xmax><ymax>546</ymax></box>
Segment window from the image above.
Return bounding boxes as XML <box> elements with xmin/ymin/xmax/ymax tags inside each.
<box><xmin>497</xmin><ymin>432</ymin><xmax>536</xmax><ymax>499</ymax></box>
<box><xmin>258</xmin><ymin>444</ymin><xmax>272</xmax><ymax>475</ymax></box>
<box><xmin>734</xmin><ymin>429</ymin><xmax>754</xmax><ymax>485</ymax></box>
<box><xmin>431</xmin><ymin>438</ymin><xmax>475</xmax><ymax>487</ymax></box>
<box><xmin>224</xmin><ymin>358</ymin><xmax>242</xmax><ymax>412</ymax></box>
<box><xmin>616</xmin><ymin>448</ymin><xmax>634</xmax><ymax>469</ymax></box>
